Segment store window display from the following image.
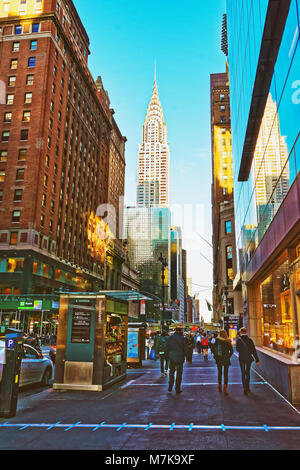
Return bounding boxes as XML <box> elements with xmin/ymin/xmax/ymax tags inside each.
<box><xmin>260</xmin><ymin>260</ymin><xmax>295</xmax><ymax>356</ymax></box>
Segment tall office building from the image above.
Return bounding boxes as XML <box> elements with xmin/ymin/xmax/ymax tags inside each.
<box><xmin>211</xmin><ymin>67</ymin><xmax>243</xmax><ymax>324</ymax></box>
<box><xmin>226</xmin><ymin>0</ymin><xmax>300</xmax><ymax>403</ymax></box>
<box><xmin>0</xmin><ymin>0</ymin><xmax>126</xmax><ymax>296</ymax></box>
<box><xmin>137</xmin><ymin>75</ymin><xmax>170</xmax><ymax>208</ymax></box>
<box><xmin>124</xmin><ymin>207</ymin><xmax>171</xmax><ymax>305</ymax></box>
<box><xmin>170</xmin><ymin>226</ymin><xmax>185</xmax><ymax>322</ymax></box>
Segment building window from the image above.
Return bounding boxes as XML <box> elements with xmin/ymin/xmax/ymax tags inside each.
<box><xmin>0</xmin><ymin>170</ymin><xmax>5</xmax><ymax>182</ymax></box>
<box><xmin>14</xmin><ymin>189</ymin><xmax>23</xmax><ymax>201</ymax></box>
<box><xmin>25</xmin><ymin>92</ymin><xmax>32</xmax><ymax>103</ymax></box>
<box><xmin>40</xmin><ymin>214</ymin><xmax>45</xmax><ymax>227</ymax></box>
<box><xmin>44</xmin><ymin>174</ymin><xmax>48</xmax><ymax>186</ymax></box>
<box><xmin>12</xmin><ymin>42</ymin><xmax>20</xmax><ymax>52</ymax></box>
<box><xmin>0</xmin><ymin>150</ymin><xmax>8</xmax><ymax>161</ymax></box>
<box><xmin>2</xmin><ymin>131</ymin><xmax>10</xmax><ymax>142</ymax></box>
<box><xmin>23</xmin><ymin>111</ymin><xmax>31</xmax><ymax>122</ymax></box>
<box><xmin>220</xmin><ymin>116</ymin><xmax>226</xmax><ymax>123</ymax></box>
<box><xmin>18</xmin><ymin>149</ymin><xmax>27</xmax><ymax>161</ymax></box>
<box><xmin>7</xmin><ymin>258</ymin><xmax>24</xmax><ymax>272</ymax></box>
<box><xmin>225</xmin><ymin>220</ymin><xmax>232</xmax><ymax>234</ymax></box>
<box><xmin>10</xmin><ymin>59</ymin><xmax>18</xmax><ymax>69</ymax></box>
<box><xmin>12</xmin><ymin>210</ymin><xmax>21</xmax><ymax>223</ymax></box>
<box><xmin>4</xmin><ymin>112</ymin><xmax>12</xmax><ymax>122</ymax></box>
<box><xmin>220</xmin><ymin>94</ymin><xmax>225</xmax><ymax>101</ymax></box>
<box><xmin>16</xmin><ymin>169</ymin><xmax>25</xmax><ymax>181</ymax></box>
<box><xmin>0</xmin><ymin>190</ymin><xmax>3</xmax><ymax>202</ymax></box>
<box><xmin>32</xmin><ymin>23</ymin><xmax>39</xmax><ymax>33</ymax></box>
<box><xmin>28</xmin><ymin>57</ymin><xmax>36</xmax><ymax>67</ymax></box>
<box><xmin>30</xmin><ymin>40</ymin><xmax>37</xmax><ymax>50</ymax></box>
<box><xmin>9</xmin><ymin>232</ymin><xmax>18</xmax><ymax>245</ymax></box>
<box><xmin>15</xmin><ymin>25</ymin><xmax>22</xmax><ymax>35</ymax></box>
<box><xmin>20</xmin><ymin>129</ymin><xmax>29</xmax><ymax>141</ymax></box>
<box><xmin>26</xmin><ymin>75</ymin><xmax>34</xmax><ymax>85</ymax></box>
<box><xmin>8</xmin><ymin>76</ymin><xmax>16</xmax><ymax>87</ymax></box>
<box><xmin>42</xmin><ymin>194</ymin><xmax>47</xmax><ymax>206</ymax></box>
<box><xmin>6</xmin><ymin>94</ymin><xmax>14</xmax><ymax>105</ymax></box>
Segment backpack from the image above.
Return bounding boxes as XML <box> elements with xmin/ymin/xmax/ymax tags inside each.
<box><xmin>157</xmin><ymin>336</ymin><xmax>168</xmax><ymax>353</ymax></box>
<box><xmin>201</xmin><ymin>337</ymin><xmax>208</xmax><ymax>346</ymax></box>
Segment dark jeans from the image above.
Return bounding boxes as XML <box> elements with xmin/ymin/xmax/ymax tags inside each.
<box><xmin>217</xmin><ymin>364</ymin><xmax>229</xmax><ymax>385</ymax></box>
<box><xmin>160</xmin><ymin>354</ymin><xmax>169</xmax><ymax>373</ymax></box>
<box><xmin>169</xmin><ymin>361</ymin><xmax>183</xmax><ymax>392</ymax></box>
<box><xmin>239</xmin><ymin>360</ymin><xmax>252</xmax><ymax>391</ymax></box>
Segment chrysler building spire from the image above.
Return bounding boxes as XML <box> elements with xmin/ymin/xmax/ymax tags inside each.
<box><xmin>137</xmin><ymin>73</ymin><xmax>170</xmax><ymax>208</ymax></box>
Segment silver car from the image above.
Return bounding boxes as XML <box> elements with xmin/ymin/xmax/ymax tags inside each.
<box><xmin>0</xmin><ymin>342</ymin><xmax>53</xmax><ymax>387</ymax></box>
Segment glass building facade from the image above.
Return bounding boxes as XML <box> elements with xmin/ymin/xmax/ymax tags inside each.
<box><xmin>124</xmin><ymin>207</ymin><xmax>171</xmax><ymax>304</ymax></box>
<box><xmin>227</xmin><ymin>0</ymin><xmax>300</xmax><ymax>365</ymax></box>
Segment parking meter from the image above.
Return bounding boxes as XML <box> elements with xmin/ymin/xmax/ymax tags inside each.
<box><xmin>0</xmin><ymin>328</ymin><xmax>24</xmax><ymax>418</ymax></box>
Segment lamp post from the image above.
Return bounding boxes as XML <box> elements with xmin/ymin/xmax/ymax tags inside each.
<box><xmin>158</xmin><ymin>253</ymin><xmax>168</xmax><ymax>333</ymax></box>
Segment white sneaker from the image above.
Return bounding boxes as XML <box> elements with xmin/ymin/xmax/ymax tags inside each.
<box><xmin>161</xmin><ymin>373</ymin><xmax>164</xmax><ymax>377</ymax></box>
<box><xmin>164</xmin><ymin>372</ymin><xmax>168</xmax><ymax>376</ymax></box>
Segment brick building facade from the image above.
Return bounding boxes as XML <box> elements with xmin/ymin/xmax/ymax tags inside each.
<box><xmin>0</xmin><ymin>0</ymin><xmax>126</xmax><ymax>295</ymax></box>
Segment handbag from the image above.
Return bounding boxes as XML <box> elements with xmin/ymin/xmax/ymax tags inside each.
<box><xmin>149</xmin><ymin>348</ymin><xmax>157</xmax><ymax>361</ymax></box>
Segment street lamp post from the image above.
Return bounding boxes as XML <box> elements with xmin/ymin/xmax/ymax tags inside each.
<box><xmin>158</xmin><ymin>253</ymin><xmax>168</xmax><ymax>333</ymax></box>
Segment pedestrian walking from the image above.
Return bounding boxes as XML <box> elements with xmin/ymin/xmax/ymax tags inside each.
<box><xmin>157</xmin><ymin>330</ymin><xmax>169</xmax><ymax>376</ymax></box>
<box><xmin>195</xmin><ymin>333</ymin><xmax>202</xmax><ymax>355</ymax></box>
<box><xmin>201</xmin><ymin>333</ymin><xmax>209</xmax><ymax>361</ymax></box>
<box><xmin>236</xmin><ymin>327</ymin><xmax>259</xmax><ymax>395</ymax></box>
<box><xmin>166</xmin><ymin>327</ymin><xmax>189</xmax><ymax>394</ymax></box>
<box><xmin>211</xmin><ymin>329</ymin><xmax>234</xmax><ymax>396</ymax></box>
<box><xmin>186</xmin><ymin>332</ymin><xmax>195</xmax><ymax>364</ymax></box>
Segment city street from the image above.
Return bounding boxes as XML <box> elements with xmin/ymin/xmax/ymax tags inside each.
<box><xmin>1</xmin><ymin>352</ymin><xmax>300</xmax><ymax>451</ymax></box>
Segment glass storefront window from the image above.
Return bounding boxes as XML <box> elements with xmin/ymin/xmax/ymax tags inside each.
<box><xmin>260</xmin><ymin>260</ymin><xmax>295</xmax><ymax>356</ymax></box>
<box><xmin>7</xmin><ymin>258</ymin><xmax>24</xmax><ymax>272</ymax></box>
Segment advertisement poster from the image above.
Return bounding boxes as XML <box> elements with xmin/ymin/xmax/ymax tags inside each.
<box><xmin>127</xmin><ymin>330</ymin><xmax>139</xmax><ymax>358</ymax></box>
<box><xmin>0</xmin><ymin>340</ymin><xmax>5</xmax><ymax>364</ymax></box>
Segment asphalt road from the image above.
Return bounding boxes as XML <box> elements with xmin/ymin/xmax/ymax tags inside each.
<box><xmin>1</xmin><ymin>351</ymin><xmax>300</xmax><ymax>450</ymax></box>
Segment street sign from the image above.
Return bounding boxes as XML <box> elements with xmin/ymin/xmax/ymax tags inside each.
<box><xmin>5</xmin><ymin>339</ymin><xmax>15</xmax><ymax>350</ymax></box>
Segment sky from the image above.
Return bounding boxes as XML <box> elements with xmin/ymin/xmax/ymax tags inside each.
<box><xmin>74</xmin><ymin>0</ymin><xmax>226</xmax><ymax>322</ymax></box>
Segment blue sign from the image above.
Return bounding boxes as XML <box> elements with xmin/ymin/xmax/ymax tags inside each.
<box><xmin>127</xmin><ymin>331</ymin><xmax>139</xmax><ymax>359</ymax></box>
<box><xmin>6</xmin><ymin>338</ymin><xmax>15</xmax><ymax>349</ymax></box>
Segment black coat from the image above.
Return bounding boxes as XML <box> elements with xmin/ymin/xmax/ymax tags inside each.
<box><xmin>166</xmin><ymin>333</ymin><xmax>189</xmax><ymax>364</ymax></box>
<box><xmin>236</xmin><ymin>335</ymin><xmax>259</xmax><ymax>363</ymax></box>
<box><xmin>211</xmin><ymin>337</ymin><xmax>234</xmax><ymax>366</ymax></box>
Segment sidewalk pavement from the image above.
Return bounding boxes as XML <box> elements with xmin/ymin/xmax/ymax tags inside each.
<box><xmin>0</xmin><ymin>351</ymin><xmax>300</xmax><ymax>450</ymax></box>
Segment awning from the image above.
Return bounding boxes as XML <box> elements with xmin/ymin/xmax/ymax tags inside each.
<box><xmin>58</xmin><ymin>290</ymin><xmax>152</xmax><ymax>302</ymax></box>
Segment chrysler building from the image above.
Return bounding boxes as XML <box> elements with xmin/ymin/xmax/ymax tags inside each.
<box><xmin>137</xmin><ymin>74</ymin><xmax>170</xmax><ymax>208</ymax></box>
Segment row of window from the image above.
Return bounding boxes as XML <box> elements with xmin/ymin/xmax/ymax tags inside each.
<box><xmin>14</xmin><ymin>23</ymin><xmax>40</xmax><ymax>35</ymax></box>
<box><xmin>2</xmin><ymin>129</ymin><xmax>29</xmax><ymax>142</ymax></box>
<box><xmin>5</xmin><ymin>92</ymin><xmax>32</xmax><ymax>105</ymax></box>
<box><xmin>11</xmin><ymin>40</ymin><xmax>38</xmax><ymax>52</ymax></box>
<box><xmin>4</xmin><ymin>111</ymin><xmax>31</xmax><ymax>123</ymax></box>
<box><xmin>10</xmin><ymin>57</ymin><xmax>36</xmax><ymax>69</ymax></box>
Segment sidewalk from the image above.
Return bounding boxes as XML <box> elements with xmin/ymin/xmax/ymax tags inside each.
<box><xmin>0</xmin><ymin>351</ymin><xmax>300</xmax><ymax>450</ymax></box>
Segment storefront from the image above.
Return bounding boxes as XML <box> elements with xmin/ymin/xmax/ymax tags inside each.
<box><xmin>53</xmin><ymin>291</ymin><xmax>150</xmax><ymax>392</ymax></box>
<box><xmin>246</xmin><ymin>239</ymin><xmax>300</xmax><ymax>404</ymax></box>
<box><xmin>0</xmin><ymin>295</ymin><xmax>59</xmax><ymax>337</ymax></box>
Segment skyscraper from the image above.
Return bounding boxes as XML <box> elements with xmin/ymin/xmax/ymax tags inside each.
<box><xmin>137</xmin><ymin>74</ymin><xmax>170</xmax><ymax>208</ymax></box>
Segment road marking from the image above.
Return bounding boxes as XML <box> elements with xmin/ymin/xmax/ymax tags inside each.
<box><xmin>1</xmin><ymin>422</ymin><xmax>300</xmax><ymax>432</ymax></box>
<box><xmin>125</xmin><ymin>382</ymin><xmax>266</xmax><ymax>386</ymax></box>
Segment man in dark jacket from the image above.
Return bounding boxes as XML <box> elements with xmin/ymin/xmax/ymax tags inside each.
<box><xmin>166</xmin><ymin>327</ymin><xmax>189</xmax><ymax>394</ymax></box>
<box><xmin>236</xmin><ymin>327</ymin><xmax>260</xmax><ymax>395</ymax></box>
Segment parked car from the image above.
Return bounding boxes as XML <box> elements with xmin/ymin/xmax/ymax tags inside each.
<box><xmin>0</xmin><ymin>342</ymin><xmax>53</xmax><ymax>387</ymax></box>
